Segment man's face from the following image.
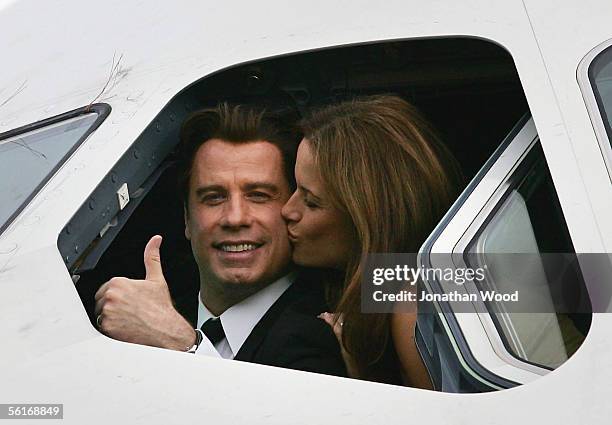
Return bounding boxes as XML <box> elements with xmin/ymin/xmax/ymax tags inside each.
<box><xmin>185</xmin><ymin>139</ymin><xmax>293</xmax><ymax>294</ymax></box>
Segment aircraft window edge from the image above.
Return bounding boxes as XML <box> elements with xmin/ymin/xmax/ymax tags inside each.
<box><xmin>416</xmin><ymin>114</ymin><xmax>532</xmax><ymax>391</ymax></box>
<box><xmin>447</xmin><ymin>141</ymin><xmax>557</xmax><ymax>376</ymax></box>
<box><xmin>577</xmin><ymin>39</ymin><xmax>612</xmax><ymax>181</ymax></box>
<box><xmin>418</xmin><ymin>113</ymin><xmax>532</xmax><ymax>258</ymax></box>
<box><xmin>460</xmin><ymin>143</ymin><xmax>558</xmax><ymax>372</ymax></box>
<box><xmin>0</xmin><ymin>104</ymin><xmax>111</xmax><ymax>237</ymax></box>
<box><xmin>57</xmin><ymin>98</ymin><xmax>187</xmax><ymax>273</ymax></box>
<box><xmin>437</xmin><ymin>308</ymin><xmax>511</xmax><ymax>391</ymax></box>
<box><xmin>451</xmin><ymin>140</ymin><xmax>590</xmax><ymax>373</ymax></box>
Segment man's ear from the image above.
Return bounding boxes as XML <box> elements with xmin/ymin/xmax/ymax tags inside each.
<box><xmin>184</xmin><ymin>205</ymin><xmax>191</xmax><ymax>240</ymax></box>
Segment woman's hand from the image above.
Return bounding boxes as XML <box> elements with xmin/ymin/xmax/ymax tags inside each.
<box><xmin>319</xmin><ymin>312</ymin><xmax>360</xmax><ymax>378</ymax></box>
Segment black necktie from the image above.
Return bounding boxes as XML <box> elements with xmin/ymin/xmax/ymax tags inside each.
<box><xmin>201</xmin><ymin>317</ymin><xmax>226</xmax><ymax>345</ymax></box>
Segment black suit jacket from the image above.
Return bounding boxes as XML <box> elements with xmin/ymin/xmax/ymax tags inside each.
<box><xmin>187</xmin><ymin>270</ymin><xmax>347</xmax><ymax>377</ymax></box>
<box><xmin>232</xmin><ymin>271</ymin><xmax>347</xmax><ymax>377</ymax></box>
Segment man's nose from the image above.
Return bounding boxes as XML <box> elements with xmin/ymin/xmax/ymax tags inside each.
<box><xmin>220</xmin><ymin>196</ymin><xmax>252</xmax><ymax>228</ymax></box>
<box><xmin>281</xmin><ymin>191</ymin><xmax>301</xmax><ymax>222</ymax></box>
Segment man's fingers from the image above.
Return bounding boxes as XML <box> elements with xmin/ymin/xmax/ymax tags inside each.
<box><xmin>94</xmin><ymin>283</ymin><xmax>114</xmax><ymax>315</ymax></box>
<box><xmin>94</xmin><ymin>278</ymin><xmax>118</xmax><ymax>302</ymax></box>
<box><xmin>95</xmin><ymin>276</ymin><xmax>128</xmax><ymax>302</ymax></box>
<box><xmin>144</xmin><ymin>235</ymin><xmax>165</xmax><ymax>282</ymax></box>
<box><xmin>94</xmin><ymin>297</ymin><xmax>103</xmax><ymax>316</ymax></box>
<box><xmin>94</xmin><ymin>282</ymin><xmax>109</xmax><ymax>302</ymax></box>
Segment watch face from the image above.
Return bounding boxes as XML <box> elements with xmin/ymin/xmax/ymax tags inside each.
<box><xmin>196</xmin><ymin>329</ymin><xmax>204</xmax><ymax>346</ymax></box>
<box><xmin>186</xmin><ymin>329</ymin><xmax>202</xmax><ymax>353</ymax></box>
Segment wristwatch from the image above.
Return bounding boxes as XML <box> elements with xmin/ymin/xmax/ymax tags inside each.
<box><xmin>186</xmin><ymin>329</ymin><xmax>204</xmax><ymax>353</ymax></box>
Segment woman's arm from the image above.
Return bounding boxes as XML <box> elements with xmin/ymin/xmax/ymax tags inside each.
<box><xmin>391</xmin><ymin>312</ymin><xmax>434</xmax><ymax>390</ymax></box>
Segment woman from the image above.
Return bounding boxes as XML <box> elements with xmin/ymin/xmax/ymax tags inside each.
<box><xmin>281</xmin><ymin>95</ymin><xmax>462</xmax><ymax>386</ymax></box>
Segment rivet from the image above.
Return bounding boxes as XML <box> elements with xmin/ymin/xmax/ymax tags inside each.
<box><xmin>247</xmin><ymin>74</ymin><xmax>261</xmax><ymax>87</ymax></box>
<box><xmin>88</xmin><ymin>200</ymin><xmax>96</xmax><ymax>210</ymax></box>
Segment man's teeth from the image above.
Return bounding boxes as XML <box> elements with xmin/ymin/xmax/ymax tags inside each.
<box><xmin>221</xmin><ymin>244</ymin><xmax>258</xmax><ymax>252</ymax></box>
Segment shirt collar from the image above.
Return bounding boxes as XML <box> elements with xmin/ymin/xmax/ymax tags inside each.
<box><xmin>197</xmin><ymin>272</ymin><xmax>296</xmax><ymax>356</ymax></box>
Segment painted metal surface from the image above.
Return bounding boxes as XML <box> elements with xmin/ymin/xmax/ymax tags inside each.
<box><xmin>1</xmin><ymin>0</ymin><xmax>611</xmax><ymax>423</ymax></box>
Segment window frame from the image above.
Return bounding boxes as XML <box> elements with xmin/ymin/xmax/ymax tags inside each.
<box><xmin>458</xmin><ymin>142</ymin><xmax>585</xmax><ymax>372</ymax></box>
<box><xmin>416</xmin><ymin>115</ymin><xmax>585</xmax><ymax>390</ymax></box>
<box><xmin>0</xmin><ymin>104</ymin><xmax>111</xmax><ymax>236</ymax></box>
<box><xmin>57</xmin><ymin>96</ymin><xmax>188</xmax><ymax>272</ymax></box>
<box><xmin>577</xmin><ymin>38</ymin><xmax>612</xmax><ymax>182</ymax></box>
<box><xmin>55</xmin><ymin>38</ymin><xmax>543</xmax><ymax>391</ymax></box>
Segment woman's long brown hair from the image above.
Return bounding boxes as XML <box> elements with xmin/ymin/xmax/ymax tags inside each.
<box><xmin>300</xmin><ymin>95</ymin><xmax>462</xmax><ymax>381</ymax></box>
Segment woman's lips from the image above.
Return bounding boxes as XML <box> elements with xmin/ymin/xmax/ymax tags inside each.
<box><xmin>287</xmin><ymin>231</ymin><xmax>298</xmax><ymax>243</ymax></box>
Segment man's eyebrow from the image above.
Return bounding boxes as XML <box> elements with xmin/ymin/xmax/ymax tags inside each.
<box><xmin>243</xmin><ymin>182</ymin><xmax>281</xmax><ymax>193</ymax></box>
<box><xmin>194</xmin><ymin>185</ymin><xmax>226</xmax><ymax>196</ymax></box>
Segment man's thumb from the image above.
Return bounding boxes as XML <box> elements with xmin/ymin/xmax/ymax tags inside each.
<box><xmin>144</xmin><ymin>235</ymin><xmax>165</xmax><ymax>282</ymax></box>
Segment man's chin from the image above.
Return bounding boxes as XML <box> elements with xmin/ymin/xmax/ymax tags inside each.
<box><xmin>213</xmin><ymin>274</ymin><xmax>271</xmax><ymax>302</ymax></box>
<box><xmin>222</xmin><ymin>273</ymin><xmax>260</xmax><ymax>286</ymax></box>
<box><xmin>215</xmin><ymin>269</ymin><xmax>270</xmax><ymax>292</ymax></box>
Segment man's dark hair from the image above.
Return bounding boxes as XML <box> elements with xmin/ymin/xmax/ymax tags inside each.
<box><xmin>178</xmin><ymin>102</ymin><xmax>301</xmax><ymax>206</ymax></box>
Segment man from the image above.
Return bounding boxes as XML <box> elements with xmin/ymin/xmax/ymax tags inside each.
<box><xmin>94</xmin><ymin>103</ymin><xmax>346</xmax><ymax>376</ymax></box>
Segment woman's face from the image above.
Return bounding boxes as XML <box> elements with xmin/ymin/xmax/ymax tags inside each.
<box><xmin>281</xmin><ymin>140</ymin><xmax>357</xmax><ymax>270</ymax></box>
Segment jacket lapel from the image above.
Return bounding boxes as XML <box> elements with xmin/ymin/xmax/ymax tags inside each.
<box><xmin>233</xmin><ymin>279</ymin><xmax>300</xmax><ymax>361</ymax></box>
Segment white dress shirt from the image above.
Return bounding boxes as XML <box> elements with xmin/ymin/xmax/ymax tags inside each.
<box><xmin>195</xmin><ymin>272</ymin><xmax>296</xmax><ymax>359</ymax></box>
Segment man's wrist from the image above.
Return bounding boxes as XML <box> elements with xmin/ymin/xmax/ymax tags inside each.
<box><xmin>173</xmin><ymin>327</ymin><xmax>197</xmax><ymax>352</ymax></box>
<box><xmin>159</xmin><ymin>315</ymin><xmax>199</xmax><ymax>351</ymax></box>
<box><xmin>186</xmin><ymin>329</ymin><xmax>204</xmax><ymax>353</ymax></box>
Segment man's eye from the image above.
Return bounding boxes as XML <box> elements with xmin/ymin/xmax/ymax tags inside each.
<box><xmin>201</xmin><ymin>194</ymin><xmax>225</xmax><ymax>205</ymax></box>
<box><xmin>248</xmin><ymin>191</ymin><xmax>271</xmax><ymax>202</ymax></box>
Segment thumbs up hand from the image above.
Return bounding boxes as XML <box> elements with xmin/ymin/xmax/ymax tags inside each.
<box><xmin>94</xmin><ymin>235</ymin><xmax>196</xmax><ymax>351</ymax></box>
<box><xmin>143</xmin><ymin>235</ymin><xmax>166</xmax><ymax>283</ymax></box>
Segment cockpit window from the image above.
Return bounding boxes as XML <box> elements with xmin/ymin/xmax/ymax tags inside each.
<box><xmin>589</xmin><ymin>45</ymin><xmax>612</xmax><ymax>149</ymax></box>
<box><xmin>467</xmin><ymin>144</ymin><xmax>589</xmax><ymax>369</ymax></box>
<box><xmin>0</xmin><ymin>111</ymin><xmax>100</xmax><ymax>234</ymax></box>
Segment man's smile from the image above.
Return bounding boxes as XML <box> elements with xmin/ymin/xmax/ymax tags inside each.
<box><xmin>214</xmin><ymin>241</ymin><xmax>264</xmax><ymax>252</ymax></box>
<box><xmin>212</xmin><ymin>240</ymin><xmax>266</xmax><ymax>263</ymax></box>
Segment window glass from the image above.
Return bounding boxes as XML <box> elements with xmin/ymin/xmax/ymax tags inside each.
<box><xmin>468</xmin><ymin>144</ymin><xmax>590</xmax><ymax>369</ymax></box>
<box><xmin>0</xmin><ymin>113</ymin><xmax>98</xmax><ymax>230</ymax></box>
<box><xmin>589</xmin><ymin>45</ymin><xmax>612</xmax><ymax>148</ymax></box>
